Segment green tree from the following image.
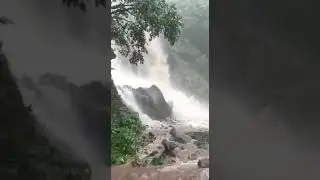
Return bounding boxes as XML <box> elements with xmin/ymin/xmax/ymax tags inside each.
<box><xmin>62</xmin><ymin>0</ymin><xmax>183</xmax><ymax>64</ymax></box>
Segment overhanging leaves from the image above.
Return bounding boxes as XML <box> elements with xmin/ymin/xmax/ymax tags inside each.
<box><xmin>62</xmin><ymin>0</ymin><xmax>183</xmax><ymax>64</ymax></box>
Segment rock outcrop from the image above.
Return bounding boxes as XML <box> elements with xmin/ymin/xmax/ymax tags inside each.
<box><xmin>162</xmin><ymin>139</ymin><xmax>178</xmax><ymax>157</ymax></box>
<box><xmin>124</xmin><ymin>85</ymin><xmax>173</xmax><ymax>120</ymax></box>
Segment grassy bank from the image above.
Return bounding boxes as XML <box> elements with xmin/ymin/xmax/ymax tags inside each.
<box><xmin>111</xmin><ymin>83</ymin><xmax>145</xmax><ymax>165</ymax></box>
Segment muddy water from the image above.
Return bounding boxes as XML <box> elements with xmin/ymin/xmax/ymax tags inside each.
<box><xmin>111</xmin><ymin>164</ymin><xmax>209</xmax><ymax>180</ymax></box>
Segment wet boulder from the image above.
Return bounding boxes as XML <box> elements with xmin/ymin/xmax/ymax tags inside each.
<box><xmin>170</xmin><ymin>127</ymin><xmax>192</xmax><ymax>144</ymax></box>
<box><xmin>162</xmin><ymin>139</ymin><xmax>178</xmax><ymax>157</ymax></box>
<box><xmin>128</xmin><ymin>85</ymin><xmax>173</xmax><ymax>120</ymax></box>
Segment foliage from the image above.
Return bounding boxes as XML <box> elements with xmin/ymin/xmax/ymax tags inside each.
<box><xmin>111</xmin><ymin>0</ymin><xmax>183</xmax><ymax>64</ymax></box>
<box><xmin>170</xmin><ymin>0</ymin><xmax>209</xmax><ymax>60</ymax></box>
<box><xmin>111</xmin><ymin>104</ymin><xmax>144</xmax><ymax>165</ymax></box>
<box><xmin>62</xmin><ymin>0</ymin><xmax>183</xmax><ymax>64</ymax></box>
<box><xmin>150</xmin><ymin>154</ymin><xmax>166</xmax><ymax>166</ymax></box>
<box><xmin>163</xmin><ymin>0</ymin><xmax>209</xmax><ymax>100</ymax></box>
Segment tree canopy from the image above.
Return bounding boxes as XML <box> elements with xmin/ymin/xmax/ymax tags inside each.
<box><xmin>62</xmin><ymin>0</ymin><xmax>183</xmax><ymax>64</ymax></box>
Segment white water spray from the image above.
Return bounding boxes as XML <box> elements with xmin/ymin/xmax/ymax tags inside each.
<box><xmin>111</xmin><ymin>38</ymin><xmax>209</xmax><ymax>130</ymax></box>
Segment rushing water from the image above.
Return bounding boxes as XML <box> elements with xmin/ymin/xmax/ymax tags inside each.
<box><xmin>111</xmin><ymin>38</ymin><xmax>209</xmax><ymax>130</ymax></box>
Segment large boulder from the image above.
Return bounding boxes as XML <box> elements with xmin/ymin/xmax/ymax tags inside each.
<box><xmin>169</xmin><ymin>127</ymin><xmax>192</xmax><ymax>144</ymax></box>
<box><xmin>126</xmin><ymin>85</ymin><xmax>173</xmax><ymax>120</ymax></box>
<box><xmin>162</xmin><ymin>139</ymin><xmax>178</xmax><ymax>157</ymax></box>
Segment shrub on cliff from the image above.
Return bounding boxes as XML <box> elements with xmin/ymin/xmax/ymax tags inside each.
<box><xmin>111</xmin><ymin>82</ymin><xmax>144</xmax><ymax>165</ymax></box>
<box><xmin>111</xmin><ymin>106</ymin><xmax>144</xmax><ymax>164</ymax></box>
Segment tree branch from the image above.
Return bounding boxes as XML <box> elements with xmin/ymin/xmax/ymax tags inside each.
<box><xmin>111</xmin><ymin>3</ymin><xmax>134</xmax><ymax>9</ymax></box>
<box><xmin>111</xmin><ymin>7</ymin><xmax>135</xmax><ymax>15</ymax></box>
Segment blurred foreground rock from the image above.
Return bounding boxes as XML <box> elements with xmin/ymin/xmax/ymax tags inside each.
<box><xmin>0</xmin><ymin>53</ymin><xmax>91</xmax><ymax>179</ymax></box>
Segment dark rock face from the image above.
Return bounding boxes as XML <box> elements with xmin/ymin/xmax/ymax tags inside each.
<box><xmin>125</xmin><ymin>85</ymin><xmax>173</xmax><ymax>120</ymax></box>
<box><xmin>0</xmin><ymin>54</ymin><xmax>90</xmax><ymax>179</ymax></box>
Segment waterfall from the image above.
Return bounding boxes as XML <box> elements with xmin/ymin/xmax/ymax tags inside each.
<box><xmin>111</xmin><ymin>37</ymin><xmax>209</xmax><ymax>130</ymax></box>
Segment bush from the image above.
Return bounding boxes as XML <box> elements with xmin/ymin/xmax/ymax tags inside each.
<box><xmin>150</xmin><ymin>154</ymin><xmax>166</xmax><ymax>166</ymax></box>
<box><xmin>111</xmin><ymin>105</ymin><xmax>144</xmax><ymax>165</ymax></box>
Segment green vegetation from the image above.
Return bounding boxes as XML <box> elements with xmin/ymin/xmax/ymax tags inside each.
<box><xmin>62</xmin><ymin>0</ymin><xmax>183</xmax><ymax>64</ymax></box>
<box><xmin>131</xmin><ymin>152</ymin><xmax>167</xmax><ymax>167</ymax></box>
<box><xmin>111</xmin><ymin>82</ymin><xmax>145</xmax><ymax>165</ymax></box>
<box><xmin>111</xmin><ymin>106</ymin><xmax>144</xmax><ymax>164</ymax></box>
<box><xmin>111</xmin><ymin>0</ymin><xmax>183</xmax><ymax>64</ymax></box>
<box><xmin>165</xmin><ymin>0</ymin><xmax>209</xmax><ymax>101</ymax></box>
<box><xmin>150</xmin><ymin>154</ymin><xmax>166</xmax><ymax>166</ymax></box>
<box><xmin>111</xmin><ymin>105</ymin><xmax>144</xmax><ymax>164</ymax></box>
